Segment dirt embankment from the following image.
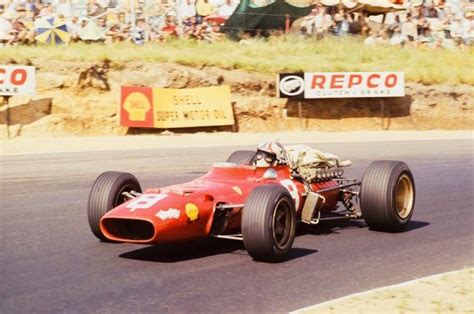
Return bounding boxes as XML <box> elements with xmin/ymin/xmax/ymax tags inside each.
<box><xmin>0</xmin><ymin>59</ymin><xmax>472</xmax><ymax>138</ymax></box>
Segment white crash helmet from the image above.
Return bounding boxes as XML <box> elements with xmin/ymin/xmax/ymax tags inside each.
<box><xmin>255</xmin><ymin>140</ymin><xmax>285</xmax><ymax>166</ymax></box>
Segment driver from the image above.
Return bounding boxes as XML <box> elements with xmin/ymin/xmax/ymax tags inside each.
<box><xmin>254</xmin><ymin>140</ymin><xmax>284</xmax><ymax>167</ymax></box>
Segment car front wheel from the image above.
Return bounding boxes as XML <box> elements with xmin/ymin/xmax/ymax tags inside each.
<box><xmin>242</xmin><ymin>185</ymin><xmax>296</xmax><ymax>262</ymax></box>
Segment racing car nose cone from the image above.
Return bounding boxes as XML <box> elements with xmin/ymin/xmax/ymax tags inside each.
<box><xmin>101</xmin><ymin>218</ymin><xmax>155</xmax><ymax>242</ymax></box>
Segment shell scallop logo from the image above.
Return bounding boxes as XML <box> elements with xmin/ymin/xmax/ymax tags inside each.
<box><xmin>185</xmin><ymin>203</ymin><xmax>199</xmax><ymax>221</ymax></box>
<box><xmin>123</xmin><ymin>92</ymin><xmax>151</xmax><ymax>121</ymax></box>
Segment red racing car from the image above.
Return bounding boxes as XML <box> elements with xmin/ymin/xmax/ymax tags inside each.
<box><xmin>87</xmin><ymin>145</ymin><xmax>416</xmax><ymax>262</ymax></box>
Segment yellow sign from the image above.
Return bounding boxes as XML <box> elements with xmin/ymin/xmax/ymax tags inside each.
<box><xmin>185</xmin><ymin>203</ymin><xmax>199</xmax><ymax>221</ymax></box>
<box><xmin>121</xmin><ymin>85</ymin><xmax>234</xmax><ymax>129</ymax></box>
<box><xmin>153</xmin><ymin>86</ymin><xmax>234</xmax><ymax>128</ymax></box>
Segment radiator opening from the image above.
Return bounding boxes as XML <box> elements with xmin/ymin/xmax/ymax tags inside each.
<box><xmin>102</xmin><ymin>218</ymin><xmax>154</xmax><ymax>241</ymax></box>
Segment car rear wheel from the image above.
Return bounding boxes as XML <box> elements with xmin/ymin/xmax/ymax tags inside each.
<box><xmin>87</xmin><ymin>171</ymin><xmax>141</xmax><ymax>241</ymax></box>
<box><xmin>360</xmin><ymin>160</ymin><xmax>415</xmax><ymax>232</ymax></box>
<box><xmin>242</xmin><ymin>185</ymin><xmax>296</xmax><ymax>262</ymax></box>
<box><xmin>226</xmin><ymin>150</ymin><xmax>256</xmax><ymax>165</ymax></box>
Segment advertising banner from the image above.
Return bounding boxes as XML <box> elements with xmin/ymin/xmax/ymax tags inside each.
<box><xmin>277</xmin><ymin>72</ymin><xmax>405</xmax><ymax>99</ymax></box>
<box><xmin>0</xmin><ymin>65</ymin><xmax>36</xmax><ymax>96</ymax></box>
<box><xmin>120</xmin><ymin>85</ymin><xmax>234</xmax><ymax>128</ymax></box>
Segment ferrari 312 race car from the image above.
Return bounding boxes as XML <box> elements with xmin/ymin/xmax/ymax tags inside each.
<box><xmin>87</xmin><ymin>144</ymin><xmax>416</xmax><ymax>262</ymax></box>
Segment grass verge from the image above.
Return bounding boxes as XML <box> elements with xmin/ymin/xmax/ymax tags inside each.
<box><xmin>1</xmin><ymin>36</ymin><xmax>473</xmax><ymax>85</ymax></box>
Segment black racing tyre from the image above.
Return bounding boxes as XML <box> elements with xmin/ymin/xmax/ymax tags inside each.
<box><xmin>226</xmin><ymin>150</ymin><xmax>256</xmax><ymax>165</ymax></box>
<box><xmin>87</xmin><ymin>171</ymin><xmax>141</xmax><ymax>241</ymax></box>
<box><xmin>242</xmin><ymin>185</ymin><xmax>297</xmax><ymax>262</ymax></box>
<box><xmin>360</xmin><ymin>160</ymin><xmax>416</xmax><ymax>232</ymax></box>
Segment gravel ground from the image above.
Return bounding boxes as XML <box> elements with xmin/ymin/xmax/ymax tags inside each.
<box><xmin>294</xmin><ymin>268</ymin><xmax>474</xmax><ymax>313</ymax></box>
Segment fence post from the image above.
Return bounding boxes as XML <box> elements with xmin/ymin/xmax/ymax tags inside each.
<box><xmin>4</xmin><ymin>96</ymin><xmax>11</xmax><ymax>139</ymax></box>
<box><xmin>380</xmin><ymin>98</ymin><xmax>390</xmax><ymax>130</ymax></box>
<box><xmin>298</xmin><ymin>101</ymin><xmax>303</xmax><ymax>130</ymax></box>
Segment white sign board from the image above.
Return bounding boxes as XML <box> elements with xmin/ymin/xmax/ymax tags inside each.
<box><xmin>0</xmin><ymin>65</ymin><xmax>36</xmax><ymax>96</ymax></box>
<box><xmin>278</xmin><ymin>72</ymin><xmax>405</xmax><ymax>99</ymax></box>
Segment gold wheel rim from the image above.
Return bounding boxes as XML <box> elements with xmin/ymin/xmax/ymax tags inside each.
<box><xmin>395</xmin><ymin>174</ymin><xmax>414</xmax><ymax>219</ymax></box>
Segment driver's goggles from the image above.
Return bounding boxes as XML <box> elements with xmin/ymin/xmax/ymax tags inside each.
<box><xmin>255</xmin><ymin>153</ymin><xmax>274</xmax><ymax>163</ymax></box>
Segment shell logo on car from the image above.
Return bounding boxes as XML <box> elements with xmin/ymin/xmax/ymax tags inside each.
<box><xmin>185</xmin><ymin>203</ymin><xmax>199</xmax><ymax>221</ymax></box>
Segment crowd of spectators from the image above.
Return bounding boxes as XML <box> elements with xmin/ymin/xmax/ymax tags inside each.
<box><xmin>300</xmin><ymin>0</ymin><xmax>473</xmax><ymax>48</ymax></box>
<box><xmin>0</xmin><ymin>0</ymin><xmax>236</xmax><ymax>45</ymax></box>
<box><xmin>0</xmin><ymin>0</ymin><xmax>472</xmax><ymax>48</ymax></box>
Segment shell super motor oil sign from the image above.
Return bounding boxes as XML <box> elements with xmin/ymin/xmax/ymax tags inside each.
<box><xmin>120</xmin><ymin>85</ymin><xmax>234</xmax><ymax>128</ymax></box>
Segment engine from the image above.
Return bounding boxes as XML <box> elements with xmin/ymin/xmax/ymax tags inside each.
<box><xmin>299</xmin><ymin>167</ymin><xmax>345</xmax><ymax>183</ymax></box>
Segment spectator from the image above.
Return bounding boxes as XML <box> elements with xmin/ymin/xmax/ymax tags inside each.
<box><xmin>22</xmin><ymin>0</ymin><xmax>33</xmax><ymax>12</ymax></box>
<box><xmin>196</xmin><ymin>0</ymin><xmax>217</xmax><ymax>20</ymax></box>
<box><xmin>303</xmin><ymin>6</ymin><xmax>332</xmax><ymax>39</ymax></box>
<box><xmin>0</xmin><ymin>16</ymin><xmax>16</xmax><ymax>46</ymax></box>
<box><xmin>387</xmin><ymin>14</ymin><xmax>401</xmax><ymax>36</ymax></box>
<box><xmin>462</xmin><ymin>11</ymin><xmax>474</xmax><ymax>46</ymax></box>
<box><xmin>96</xmin><ymin>0</ymin><xmax>109</xmax><ymax>9</ymax></box>
<box><xmin>402</xmin><ymin>14</ymin><xmax>418</xmax><ymax>45</ymax></box>
<box><xmin>160</xmin><ymin>15</ymin><xmax>180</xmax><ymax>40</ymax></box>
<box><xmin>217</xmin><ymin>0</ymin><xmax>238</xmax><ymax>17</ymax></box>
<box><xmin>331</xmin><ymin>8</ymin><xmax>348</xmax><ymax>36</ymax></box>
<box><xmin>16</xmin><ymin>18</ymin><xmax>35</xmax><ymax>45</ymax></box>
<box><xmin>179</xmin><ymin>0</ymin><xmax>197</xmax><ymax>19</ymax></box>
<box><xmin>358</xmin><ymin>11</ymin><xmax>369</xmax><ymax>35</ymax></box>
<box><xmin>364</xmin><ymin>29</ymin><xmax>379</xmax><ymax>45</ymax></box>
<box><xmin>428</xmin><ymin>12</ymin><xmax>446</xmax><ymax>41</ymax></box>
<box><xmin>67</xmin><ymin>15</ymin><xmax>81</xmax><ymax>42</ymax></box>
<box><xmin>348</xmin><ymin>13</ymin><xmax>362</xmax><ymax>35</ymax></box>
<box><xmin>132</xmin><ymin>18</ymin><xmax>146</xmax><ymax>45</ymax></box>
<box><xmin>87</xmin><ymin>1</ymin><xmax>101</xmax><ymax>17</ymax></box>
<box><xmin>39</xmin><ymin>3</ymin><xmax>55</xmax><ymax>18</ymax></box>
<box><xmin>202</xmin><ymin>21</ymin><xmax>225</xmax><ymax>42</ymax></box>
<box><xmin>301</xmin><ymin>8</ymin><xmax>317</xmax><ymax>36</ymax></box>
<box><xmin>54</xmin><ymin>0</ymin><xmax>72</xmax><ymax>18</ymax></box>
<box><xmin>390</xmin><ymin>26</ymin><xmax>405</xmax><ymax>45</ymax></box>
<box><xmin>417</xmin><ymin>15</ymin><xmax>430</xmax><ymax>37</ymax></box>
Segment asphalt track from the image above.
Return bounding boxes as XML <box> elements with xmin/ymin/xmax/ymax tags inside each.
<box><xmin>1</xmin><ymin>139</ymin><xmax>473</xmax><ymax>313</ymax></box>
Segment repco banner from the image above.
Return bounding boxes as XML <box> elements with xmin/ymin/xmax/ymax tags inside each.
<box><xmin>277</xmin><ymin>72</ymin><xmax>405</xmax><ymax>99</ymax></box>
<box><xmin>120</xmin><ymin>85</ymin><xmax>234</xmax><ymax>128</ymax></box>
<box><xmin>0</xmin><ymin>65</ymin><xmax>36</xmax><ymax>96</ymax></box>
